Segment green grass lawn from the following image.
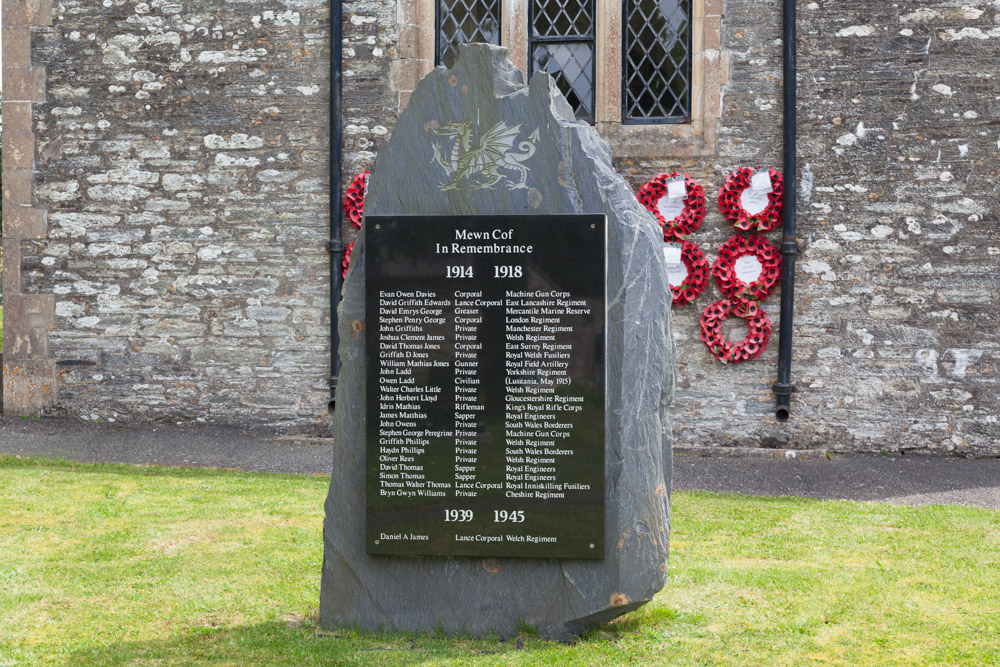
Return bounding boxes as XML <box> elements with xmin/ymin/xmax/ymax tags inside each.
<box><xmin>1</xmin><ymin>456</ymin><xmax>997</xmax><ymax>666</ymax></box>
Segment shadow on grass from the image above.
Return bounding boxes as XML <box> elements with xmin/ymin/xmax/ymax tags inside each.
<box><xmin>579</xmin><ymin>604</ymin><xmax>696</xmax><ymax>643</ymax></box>
<box><xmin>63</xmin><ymin>619</ymin><xmax>564</xmax><ymax>667</ymax></box>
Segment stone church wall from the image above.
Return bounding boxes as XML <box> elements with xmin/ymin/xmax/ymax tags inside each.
<box><xmin>6</xmin><ymin>0</ymin><xmax>999</xmax><ymax>453</ymax></box>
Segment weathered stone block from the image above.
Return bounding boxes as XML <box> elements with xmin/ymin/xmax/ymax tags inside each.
<box><xmin>3</xmin><ymin>168</ymin><xmax>33</xmax><ymax>207</ymax></box>
<box><xmin>1</xmin><ymin>66</ymin><xmax>45</xmax><ymax>102</ymax></box>
<box><xmin>5</xmin><ymin>0</ymin><xmax>52</xmax><ymax>26</ymax></box>
<box><xmin>3</xmin><ymin>328</ymin><xmax>50</xmax><ymax>361</ymax></box>
<box><xmin>3</xmin><ymin>293</ymin><xmax>54</xmax><ymax>330</ymax></box>
<box><xmin>26</xmin><ymin>0</ymin><xmax>52</xmax><ymax>26</ymax></box>
<box><xmin>3</xmin><ymin>132</ymin><xmax>35</xmax><ymax>169</ymax></box>
<box><xmin>397</xmin><ymin>24</ymin><xmax>434</xmax><ymax>60</ymax></box>
<box><xmin>321</xmin><ymin>44</ymin><xmax>674</xmax><ymax>640</ymax></box>
<box><xmin>1</xmin><ymin>0</ymin><xmax>27</xmax><ymax>25</ymax></box>
<box><xmin>1</xmin><ymin>102</ymin><xmax>33</xmax><ymax>134</ymax></box>
<box><xmin>3</xmin><ymin>207</ymin><xmax>46</xmax><ymax>239</ymax></box>
<box><xmin>2</xmin><ymin>26</ymin><xmax>31</xmax><ymax>67</ymax></box>
<box><xmin>2</xmin><ymin>241</ymin><xmax>23</xmax><ymax>295</ymax></box>
<box><xmin>391</xmin><ymin>57</ymin><xmax>434</xmax><ymax>93</ymax></box>
<box><xmin>2</xmin><ymin>360</ymin><xmax>57</xmax><ymax>416</ymax></box>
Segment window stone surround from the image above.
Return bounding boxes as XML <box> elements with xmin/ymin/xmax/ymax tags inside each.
<box><xmin>393</xmin><ymin>0</ymin><xmax>727</xmax><ymax>157</ymax></box>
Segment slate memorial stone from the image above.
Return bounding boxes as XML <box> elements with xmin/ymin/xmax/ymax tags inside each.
<box><xmin>321</xmin><ymin>44</ymin><xmax>675</xmax><ymax>639</ymax></box>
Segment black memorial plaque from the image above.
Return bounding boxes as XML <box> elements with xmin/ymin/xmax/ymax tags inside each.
<box><xmin>365</xmin><ymin>215</ymin><xmax>606</xmax><ymax>558</ymax></box>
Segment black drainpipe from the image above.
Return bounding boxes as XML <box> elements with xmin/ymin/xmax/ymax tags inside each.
<box><xmin>328</xmin><ymin>0</ymin><xmax>344</xmax><ymax>409</ymax></box>
<box><xmin>773</xmin><ymin>0</ymin><xmax>798</xmax><ymax>421</ymax></box>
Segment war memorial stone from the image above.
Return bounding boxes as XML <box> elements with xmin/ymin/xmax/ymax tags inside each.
<box><xmin>365</xmin><ymin>214</ymin><xmax>607</xmax><ymax>558</ymax></box>
<box><xmin>321</xmin><ymin>44</ymin><xmax>675</xmax><ymax>639</ymax></box>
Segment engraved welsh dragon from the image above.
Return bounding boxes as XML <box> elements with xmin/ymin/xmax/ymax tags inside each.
<box><xmin>431</xmin><ymin>120</ymin><xmax>540</xmax><ymax>191</ymax></box>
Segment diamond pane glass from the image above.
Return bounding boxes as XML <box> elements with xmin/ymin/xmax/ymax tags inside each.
<box><xmin>438</xmin><ymin>0</ymin><xmax>501</xmax><ymax>68</ymax></box>
<box><xmin>624</xmin><ymin>0</ymin><xmax>691</xmax><ymax>121</ymax></box>
<box><xmin>532</xmin><ymin>0</ymin><xmax>593</xmax><ymax>37</ymax></box>
<box><xmin>531</xmin><ymin>43</ymin><xmax>594</xmax><ymax>121</ymax></box>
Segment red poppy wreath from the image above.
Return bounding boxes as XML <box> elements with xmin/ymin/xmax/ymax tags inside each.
<box><xmin>699</xmin><ymin>298</ymin><xmax>773</xmax><ymax>364</ymax></box>
<box><xmin>343</xmin><ymin>170</ymin><xmax>370</xmax><ymax>229</ymax></box>
<box><xmin>341</xmin><ymin>238</ymin><xmax>355</xmax><ymax>280</ymax></box>
<box><xmin>665</xmin><ymin>240</ymin><xmax>710</xmax><ymax>306</ymax></box>
<box><xmin>712</xmin><ymin>233</ymin><xmax>782</xmax><ymax>312</ymax></box>
<box><xmin>717</xmin><ymin>166</ymin><xmax>783</xmax><ymax>232</ymax></box>
<box><xmin>637</xmin><ymin>172</ymin><xmax>707</xmax><ymax>239</ymax></box>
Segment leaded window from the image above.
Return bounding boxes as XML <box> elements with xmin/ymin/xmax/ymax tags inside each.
<box><xmin>529</xmin><ymin>0</ymin><xmax>595</xmax><ymax>122</ymax></box>
<box><xmin>437</xmin><ymin>0</ymin><xmax>502</xmax><ymax>68</ymax></box>
<box><xmin>623</xmin><ymin>0</ymin><xmax>691</xmax><ymax>122</ymax></box>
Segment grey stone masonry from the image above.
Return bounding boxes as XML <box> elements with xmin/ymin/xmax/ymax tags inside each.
<box><xmin>616</xmin><ymin>1</ymin><xmax>1000</xmax><ymax>456</ymax></box>
<box><xmin>17</xmin><ymin>0</ymin><xmax>334</xmax><ymax>425</ymax></box>
<box><xmin>321</xmin><ymin>44</ymin><xmax>674</xmax><ymax>638</ymax></box>
<box><xmin>335</xmin><ymin>0</ymin><xmax>1000</xmax><ymax>456</ymax></box>
<box><xmin>8</xmin><ymin>0</ymin><xmax>1000</xmax><ymax>454</ymax></box>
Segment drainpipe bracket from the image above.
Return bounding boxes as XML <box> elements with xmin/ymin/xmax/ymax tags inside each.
<box><xmin>772</xmin><ymin>381</ymin><xmax>797</xmax><ymax>397</ymax></box>
<box><xmin>327</xmin><ymin>239</ymin><xmax>344</xmax><ymax>254</ymax></box>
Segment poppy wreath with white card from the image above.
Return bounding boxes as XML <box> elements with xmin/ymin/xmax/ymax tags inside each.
<box><xmin>343</xmin><ymin>170</ymin><xmax>371</xmax><ymax>229</ymax></box>
<box><xmin>717</xmin><ymin>166</ymin><xmax>783</xmax><ymax>233</ymax></box>
<box><xmin>712</xmin><ymin>233</ymin><xmax>782</xmax><ymax>314</ymax></box>
<box><xmin>699</xmin><ymin>298</ymin><xmax>773</xmax><ymax>364</ymax></box>
<box><xmin>637</xmin><ymin>171</ymin><xmax>707</xmax><ymax>239</ymax></box>
<box><xmin>664</xmin><ymin>240</ymin><xmax>710</xmax><ymax>306</ymax></box>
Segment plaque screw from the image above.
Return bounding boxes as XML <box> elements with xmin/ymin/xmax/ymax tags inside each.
<box><xmin>589</xmin><ymin>543</ymin><xmax>595</xmax><ymax>549</ymax></box>
<box><xmin>375</xmin><ymin>224</ymin><xmax>381</xmax><ymax>229</ymax></box>
<box><xmin>375</xmin><ymin>540</ymin><xmax>380</xmax><ymax>544</ymax></box>
<box><xmin>590</xmin><ymin>224</ymin><xmax>595</xmax><ymax>229</ymax></box>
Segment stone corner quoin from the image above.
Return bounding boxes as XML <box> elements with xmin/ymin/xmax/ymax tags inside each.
<box><xmin>2</xmin><ymin>0</ymin><xmax>57</xmax><ymax>416</ymax></box>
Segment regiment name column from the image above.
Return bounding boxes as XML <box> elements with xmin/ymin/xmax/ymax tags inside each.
<box><xmin>503</xmin><ymin>290</ymin><xmax>592</xmax><ymax>500</ymax></box>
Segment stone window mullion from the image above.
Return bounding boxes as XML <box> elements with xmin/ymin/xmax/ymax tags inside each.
<box><xmin>595</xmin><ymin>0</ymin><xmax>623</xmax><ymax>126</ymax></box>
